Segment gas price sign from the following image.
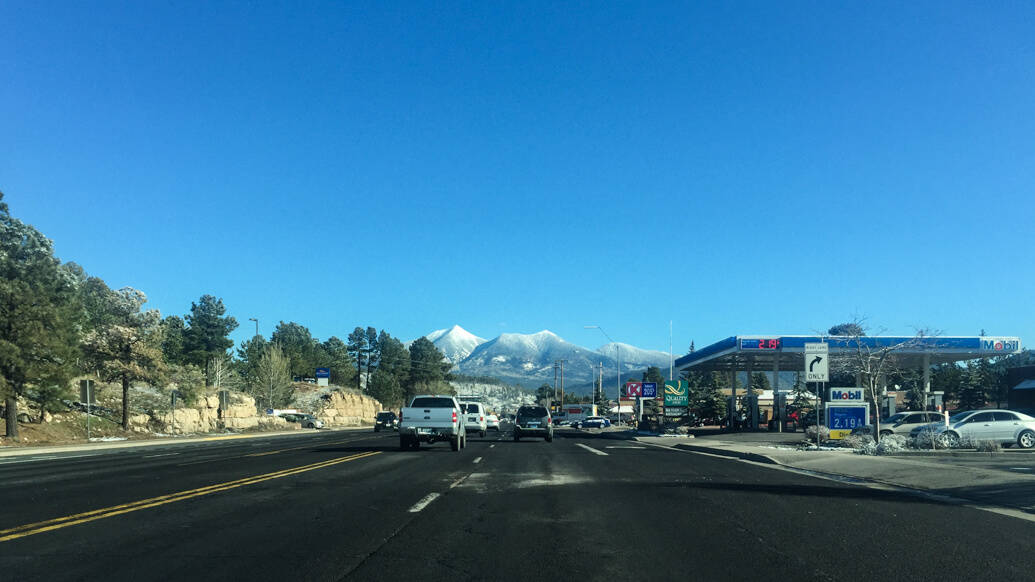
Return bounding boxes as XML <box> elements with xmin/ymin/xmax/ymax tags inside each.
<box><xmin>826</xmin><ymin>405</ymin><xmax>869</xmax><ymax>440</ymax></box>
<box><xmin>740</xmin><ymin>338</ymin><xmax>781</xmax><ymax>350</ymax></box>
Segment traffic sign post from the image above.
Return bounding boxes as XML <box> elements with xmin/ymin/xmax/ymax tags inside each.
<box><xmin>804</xmin><ymin>343</ymin><xmax>829</xmax><ymax>383</ymax></box>
<box><xmin>804</xmin><ymin>343</ymin><xmax>829</xmax><ymax>446</ymax></box>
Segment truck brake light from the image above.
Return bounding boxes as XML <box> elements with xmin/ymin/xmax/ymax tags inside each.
<box><xmin>452</xmin><ymin>410</ymin><xmax>457</xmax><ymax>423</ymax></box>
<box><xmin>480</xmin><ymin>416</ymin><xmax>484</xmax><ymax>422</ymax></box>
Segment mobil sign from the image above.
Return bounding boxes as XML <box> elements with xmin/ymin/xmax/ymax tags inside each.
<box><xmin>828</xmin><ymin>388</ymin><xmax>864</xmax><ymax>402</ymax></box>
<box><xmin>981</xmin><ymin>337</ymin><xmax>1020</xmax><ymax>353</ymax></box>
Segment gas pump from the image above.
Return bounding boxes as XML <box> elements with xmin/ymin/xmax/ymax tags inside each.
<box><xmin>926</xmin><ymin>391</ymin><xmax>945</xmax><ymax>413</ymax></box>
<box><xmin>727</xmin><ymin>396</ymin><xmax>737</xmax><ymax>430</ymax></box>
<box><xmin>745</xmin><ymin>395</ymin><xmax>759</xmax><ymax>430</ymax></box>
<box><xmin>882</xmin><ymin>396</ymin><xmax>897</xmax><ymax>418</ymax></box>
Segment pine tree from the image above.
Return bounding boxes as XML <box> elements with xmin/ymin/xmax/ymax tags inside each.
<box><xmin>183</xmin><ymin>295</ymin><xmax>238</xmax><ymax>382</ymax></box>
<box><xmin>957</xmin><ymin>365</ymin><xmax>987</xmax><ymax>411</ymax></box>
<box><xmin>0</xmin><ymin>193</ymin><xmax>81</xmax><ymax>437</ymax></box>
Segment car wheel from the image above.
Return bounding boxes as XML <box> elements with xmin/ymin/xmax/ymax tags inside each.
<box><xmin>399</xmin><ymin>437</ymin><xmax>409</xmax><ymax>450</ymax></box>
<box><xmin>940</xmin><ymin>431</ymin><xmax>961</xmax><ymax>448</ymax></box>
<box><xmin>450</xmin><ymin>436</ymin><xmax>460</xmax><ymax>451</ymax></box>
<box><xmin>1018</xmin><ymin>430</ymin><xmax>1035</xmax><ymax>449</ymax></box>
<box><xmin>513</xmin><ymin>433</ymin><xmax>520</xmax><ymax>442</ymax></box>
<box><xmin>879</xmin><ymin>430</ymin><xmax>893</xmax><ymax>438</ymax></box>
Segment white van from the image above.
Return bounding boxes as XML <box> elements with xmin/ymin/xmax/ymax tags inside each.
<box><xmin>461</xmin><ymin>401</ymin><xmax>487</xmax><ymax>437</ymax></box>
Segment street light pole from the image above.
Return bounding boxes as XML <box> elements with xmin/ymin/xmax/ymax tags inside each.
<box><xmin>585</xmin><ymin>325</ymin><xmax>620</xmax><ymax>426</ymax></box>
<box><xmin>249</xmin><ymin>317</ymin><xmax>259</xmax><ymax>338</ymax></box>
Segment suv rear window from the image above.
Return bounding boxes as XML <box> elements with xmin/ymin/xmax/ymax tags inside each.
<box><xmin>461</xmin><ymin>403</ymin><xmax>481</xmax><ymax>413</ymax></box>
<box><xmin>518</xmin><ymin>406</ymin><xmax>548</xmax><ymax>418</ymax></box>
<box><xmin>377</xmin><ymin>413</ymin><xmax>395</xmax><ymax>421</ymax></box>
<box><xmin>410</xmin><ymin>397</ymin><xmax>456</xmax><ymax>408</ymax></box>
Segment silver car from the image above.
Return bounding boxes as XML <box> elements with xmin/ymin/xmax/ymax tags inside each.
<box><xmin>909</xmin><ymin>409</ymin><xmax>1035</xmax><ymax>448</ymax></box>
<box><xmin>852</xmin><ymin>411</ymin><xmax>945</xmax><ymax>438</ymax></box>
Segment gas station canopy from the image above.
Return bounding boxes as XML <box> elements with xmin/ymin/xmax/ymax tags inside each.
<box><xmin>675</xmin><ymin>335</ymin><xmax>1023</xmax><ymax>374</ymax></box>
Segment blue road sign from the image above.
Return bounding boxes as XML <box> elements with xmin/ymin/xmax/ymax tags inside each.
<box><xmin>827</xmin><ymin>405</ymin><xmax>868</xmax><ymax>435</ymax></box>
<box><xmin>315</xmin><ymin>367</ymin><xmax>330</xmax><ymax>379</ymax></box>
<box><xmin>641</xmin><ymin>383</ymin><xmax>658</xmax><ymax>398</ymax></box>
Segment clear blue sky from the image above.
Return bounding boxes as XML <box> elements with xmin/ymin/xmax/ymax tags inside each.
<box><xmin>3</xmin><ymin>2</ymin><xmax>1034</xmax><ymax>354</ymax></box>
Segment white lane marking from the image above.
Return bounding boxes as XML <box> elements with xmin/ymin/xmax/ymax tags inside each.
<box><xmin>408</xmin><ymin>492</ymin><xmax>441</xmax><ymax>513</ymax></box>
<box><xmin>605</xmin><ymin>446</ymin><xmax>646</xmax><ymax>450</ymax></box>
<box><xmin>473</xmin><ymin>457</ymin><xmax>483</xmax><ymax>464</ymax></box>
<box><xmin>576</xmin><ymin>443</ymin><xmax>608</xmax><ymax>456</ymax></box>
<box><xmin>489</xmin><ymin>444</ymin><xmax>495</xmax><ymax>449</ymax></box>
<box><xmin>450</xmin><ymin>474</ymin><xmax>471</xmax><ymax>489</ymax></box>
<box><xmin>144</xmin><ymin>453</ymin><xmax>180</xmax><ymax>458</ymax></box>
<box><xmin>1011</xmin><ymin>467</ymin><xmax>1032</xmax><ymax>470</ymax></box>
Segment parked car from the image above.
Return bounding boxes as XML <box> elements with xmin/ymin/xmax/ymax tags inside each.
<box><xmin>581</xmin><ymin>416</ymin><xmax>610</xmax><ymax>429</ymax></box>
<box><xmin>280</xmin><ymin>413</ymin><xmax>323</xmax><ymax>429</ymax></box>
<box><xmin>461</xmin><ymin>401</ymin><xmax>487</xmax><ymax>437</ymax></box>
<box><xmin>374</xmin><ymin>411</ymin><xmax>398</xmax><ymax>432</ymax></box>
<box><xmin>486</xmin><ymin>414</ymin><xmax>500</xmax><ymax>431</ymax></box>
<box><xmin>909</xmin><ymin>409</ymin><xmax>1035</xmax><ymax>449</ymax></box>
<box><xmin>514</xmin><ymin>405</ymin><xmax>553</xmax><ymax>442</ymax></box>
<box><xmin>851</xmin><ymin>411</ymin><xmax>944</xmax><ymax>437</ymax></box>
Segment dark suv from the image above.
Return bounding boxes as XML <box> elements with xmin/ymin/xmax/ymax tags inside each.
<box><xmin>374</xmin><ymin>411</ymin><xmax>398</xmax><ymax>432</ymax></box>
<box><xmin>514</xmin><ymin>405</ymin><xmax>553</xmax><ymax>442</ymax></box>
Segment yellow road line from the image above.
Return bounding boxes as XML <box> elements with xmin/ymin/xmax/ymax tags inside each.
<box><xmin>0</xmin><ymin>451</ymin><xmax>380</xmax><ymax>543</ymax></box>
<box><xmin>244</xmin><ymin>438</ymin><xmax>358</xmax><ymax>457</ymax></box>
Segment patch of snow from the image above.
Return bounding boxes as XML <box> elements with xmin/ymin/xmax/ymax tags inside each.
<box><xmin>88</xmin><ymin>436</ymin><xmax>128</xmax><ymax>442</ymax></box>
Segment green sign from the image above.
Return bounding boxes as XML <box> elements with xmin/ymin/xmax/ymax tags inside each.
<box><xmin>664</xmin><ymin>381</ymin><xmax>689</xmax><ymax>407</ymax></box>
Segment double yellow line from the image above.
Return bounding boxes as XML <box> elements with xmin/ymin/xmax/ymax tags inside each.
<box><xmin>0</xmin><ymin>451</ymin><xmax>380</xmax><ymax>543</ymax></box>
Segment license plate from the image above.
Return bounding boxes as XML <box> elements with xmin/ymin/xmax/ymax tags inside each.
<box><xmin>469</xmin><ymin>417</ymin><xmax>477</xmax><ymax>422</ymax></box>
<box><xmin>418</xmin><ymin>428</ymin><xmax>432</xmax><ymax>434</ymax></box>
<box><xmin>528</xmin><ymin>423</ymin><xmax>539</xmax><ymax>428</ymax></box>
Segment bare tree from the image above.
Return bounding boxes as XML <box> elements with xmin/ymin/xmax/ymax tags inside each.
<box><xmin>208</xmin><ymin>353</ymin><xmax>241</xmax><ymax>391</ymax></box>
<box><xmin>831</xmin><ymin>318</ymin><xmax>938</xmax><ymax>443</ymax></box>
<box><xmin>252</xmin><ymin>343</ymin><xmax>293</xmax><ymax>410</ymax></box>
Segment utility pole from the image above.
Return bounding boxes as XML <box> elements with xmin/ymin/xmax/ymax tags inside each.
<box><xmin>597</xmin><ymin>362</ymin><xmax>603</xmax><ymax>411</ymax></box>
<box><xmin>553</xmin><ymin>363</ymin><xmax>559</xmax><ymax>410</ymax></box>
<box><xmin>249</xmin><ymin>317</ymin><xmax>259</xmax><ymax>338</ymax></box>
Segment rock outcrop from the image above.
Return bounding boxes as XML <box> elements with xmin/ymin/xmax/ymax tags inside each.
<box><xmin>314</xmin><ymin>389</ymin><xmax>381</xmax><ymax>427</ymax></box>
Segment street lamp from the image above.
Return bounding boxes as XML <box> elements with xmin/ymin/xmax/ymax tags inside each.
<box><xmin>585</xmin><ymin>325</ymin><xmax>621</xmax><ymax>426</ymax></box>
<box><xmin>248</xmin><ymin>317</ymin><xmax>259</xmax><ymax>338</ymax></box>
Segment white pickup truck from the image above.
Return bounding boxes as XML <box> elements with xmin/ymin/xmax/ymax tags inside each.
<box><xmin>399</xmin><ymin>395</ymin><xmax>467</xmax><ymax>451</ymax></box>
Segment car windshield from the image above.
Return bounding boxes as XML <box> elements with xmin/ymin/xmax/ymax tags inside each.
<box><xmin>410</xmin><ymin>398</ymin><xmax>456</xmax><ymax>408</ymax></box>
<box><xmin>949</xmin><ymin>411</ymin><xmax>975</xmax><ymax>423</ymax></box>
<box><xmin>884</xmin><ymin>413</ymin><xmax>906</xmax><ymax>423</ymax></box>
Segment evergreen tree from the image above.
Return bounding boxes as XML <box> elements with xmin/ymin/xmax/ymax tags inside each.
<box><xmin>81</xmin><ymin>286</ymin><xmax>166</xmax><ymax>429</ymax></box>
<box><xmin>183</xmin><ymin>295</ymin><xmax>238</xmax><ymax>382</ymax></box>
<box><xmin>0</xmin><ymin>194</ymin><xmax>81</xmax><ymax>436</ymax></box>
<box><xmin>406</xmin><ymin>337</ymin><xmax>449</xmax><ymax>402</ymax></box>
<box><xmin>319</xmin><ymin>336</ymin><xmax>355</xmax><ymax>386</ymax></box>
<box><xmin>346</xmin><ymin>327</ymin><xmax>368</xmax><ymax>391</ymax></box>
<box><xmin>160</xmin><ymin>315</ymin><xmax>188</xmax><ymax>365</ymax></box>
<box><xmin>367</xmin><ymin>368</ymin><xmax>403</xmax><ymax>409</ymax></box>
<box><xmin>271</xmin><ymin>321</ymin><xmax>319</xmax><ymax>378</ymax></box>
<box><xmin>956</xmin><ymin>365</ymin><xmax>987</xmax><ymax>411</ymax></box>
<box><xmin>377</xmin><ymin>331</ymin><xmax>411</xmax><ymax>388</ymax></box>
<box><xmin>535</xmin><ymin>383</ymin><xmax>554</xmax><ymax>404</ymax></box>
<box><xmin>750</xmin><ymin>371</ymin><xmax>770</xmax><ymax>393</ymax></box>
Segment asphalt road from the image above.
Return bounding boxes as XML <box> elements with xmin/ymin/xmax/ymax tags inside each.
<box><xmin>3</xmin><ymin>425</ymin><xmax>1035</xmax><ymax>581</ymax></box>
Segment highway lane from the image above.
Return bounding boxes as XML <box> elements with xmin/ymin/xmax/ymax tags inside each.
<box><xmin>3</xmin><ymin>427</ymin><xmax>1035</xmax><ymax>581</ymax></box>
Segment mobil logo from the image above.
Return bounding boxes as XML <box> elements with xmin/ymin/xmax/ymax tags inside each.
<box><xmin>829</xmin><ymin>388</ymin><xmax>864</xmax><ymax>401</ymax></box>
<box><xmin>981</xmin><ymin>338</ymin><xmax>1020</xmax><ymax>352</ymax></box>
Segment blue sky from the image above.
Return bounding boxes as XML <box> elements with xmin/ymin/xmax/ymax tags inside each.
<box><xmin>3</xmin><ymin>2</ymin><xmax>1034</xmax><ymax>354</ymax></box>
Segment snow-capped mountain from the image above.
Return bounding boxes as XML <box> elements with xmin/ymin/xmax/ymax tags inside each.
<box><xmin>409</xmin><ymin>327</ymin><xmax>672</xmax><ymax>389</ymax></box>
<box><xmin>596</xmin><ymin>343</ymin><xmax>673</xmax><ymax>371</ymax></box>
<box><xmin>425</xmin><ymin>325</ymin><xmax>487</xmax><ymax>364</ymax></box>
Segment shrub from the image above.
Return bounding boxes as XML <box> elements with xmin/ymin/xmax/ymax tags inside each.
<box><xmin>805</xmin><ymin>425</ymin><xmax>830</xmax><ymax>443</ymax></box>
<box><xmin>975</xmin><ymin>440</ymin><xmax>1001</xmax><ymax>453</ymax></box>
<box><xmin>875</xmin><ymin>434</ymin><xmax>907</xmax><ymax>455</ymax></box>
<box><xmin>841</xmin><ymin>434</ymin><xmax>874</xmax><ymax>450</ymax></box>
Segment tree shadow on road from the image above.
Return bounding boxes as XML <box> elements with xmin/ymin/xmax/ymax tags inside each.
<box><xmin>658</xmin><ymin>481</ymin><xmax>942</xmax><ymax>505</ymax></box>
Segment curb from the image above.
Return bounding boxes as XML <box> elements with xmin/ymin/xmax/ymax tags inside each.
<box><xmin>671</xmin><ymin>443</ymin><xmax>778</xmax><ymax>465</ymax></box>
<box><xmin>0</xmin><ymin>425</ymin><xmax>372</xmax><ymax>458</ymax></box>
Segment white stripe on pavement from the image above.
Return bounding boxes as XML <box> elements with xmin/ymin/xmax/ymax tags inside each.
<box><xmin>575</xmin><ymin>443</ymin><xmax>608</xmax><ymax>456</ymax></box>
<box><xmin>408</xmin><ymin>492</ymin><xmax>441</xmax><ymax>513</ymax></box>
<box><xmin>473</xmin><ymin>457</ymin><xmax>482</xmax><ymax>464</ymax></box>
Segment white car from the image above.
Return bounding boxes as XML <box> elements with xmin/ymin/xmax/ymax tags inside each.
<box><xmin>910</xmin><ymin>409</ymin><xmax>1035</xmax><ymax>448</ymax></box>
<box><xmin>852</xmin><ymin>411</ymin><xmax>945</xmax><ymax>437</ymax></box>
<box><xmin>486</xmin><ymin>414</ymin><xmax>500</xmax><ymax>431</ymax></box>
<box><xmin>461</xmin><ymin>402</ymin><xmax>487</xmax><ymax>437</ymax></box>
